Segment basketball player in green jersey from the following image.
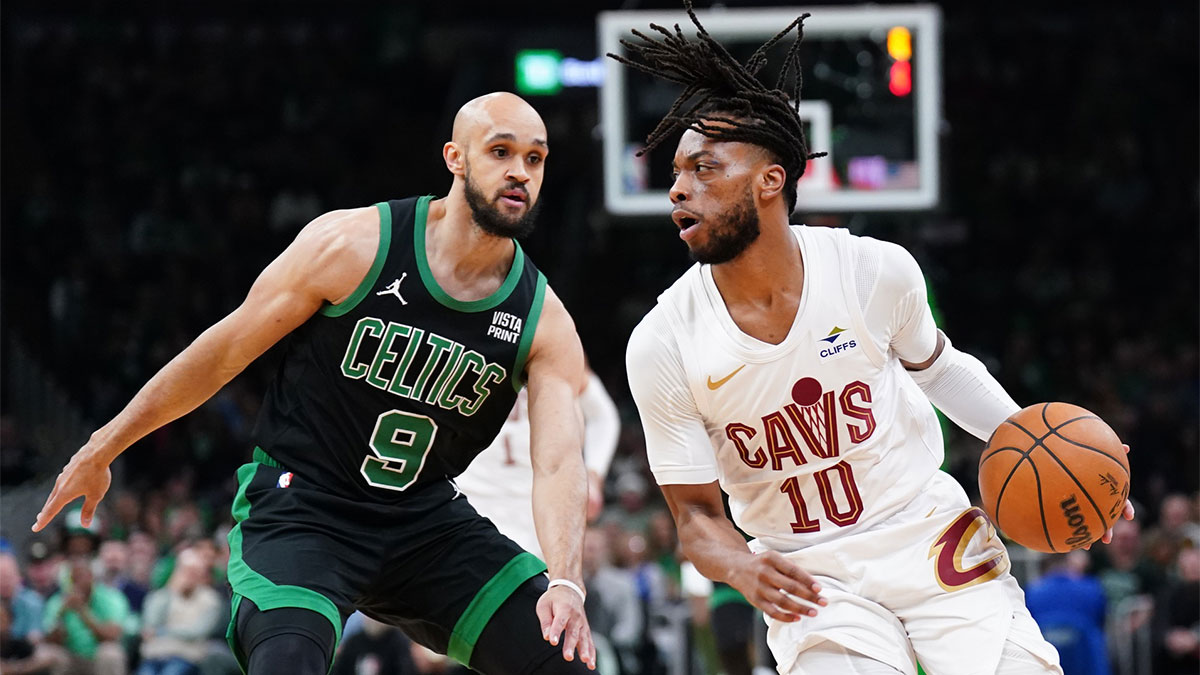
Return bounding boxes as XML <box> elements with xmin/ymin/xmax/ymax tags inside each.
<box><xmin>33</xmin><ymin>92</ymin><xmax>596</xmax><ymax>675</ymax></box>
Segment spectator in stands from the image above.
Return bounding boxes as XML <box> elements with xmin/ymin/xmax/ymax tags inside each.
<box><xmin>1092</xmin><ymin>518</ymin><xmax>1165</xmax><ymax>629</ymax></box>
<box><xmin>26</xmin><ymin>540</ymin><xmax>62</xmax><ymax>600</ymax></box>
<box><xmin>330</xmin><ymin>616</ymin><xmax>417</xmax><ymax>675</ymax></box>
<box><xmin>136</xmin><ymin>548</ymin><xmax>221</xmax><ymax>675</ymax></box>
<box><xmin>582</xmin><ymin>529</ymin><xmax>642</xmax><ymax>675</ymax></box>
<box><xmin>1144</xmin><ymin>493</ymin><xmax>1200</xmax><ymax>569</ymax></box>
<box><xmin>1</xmin><ymin>552</ymin><xmax>46</xmax><ymax>645</ymax></box>
<box><xmin>1026</xmin><ymin>550</ymin><xmax>1110</xmax><ymax>675</ymax></box>
<box><xmin>43</xmin><ymin>557</ymin><xmax>131</xmax><ymax>675</ymax></box>
<box><xmin>95</xmin><ymin>542</ymin><xmax>146</xmax><ymax>617</ymax></box>
<box><xmin>2</xmin><ymin>601</ymin><xmax>58</xmax><ymax>675</ymax></box>
<box><xmin>1155</xmin><ymin>547</ymin><xmax>1200</xmax><ymax>674</ymax></box>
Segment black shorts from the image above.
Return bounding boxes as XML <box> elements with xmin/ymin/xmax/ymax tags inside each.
<box><xmin>225</xmin><ymin>448</ymin><xmax>546</xmax><ymax>669</ymax></box>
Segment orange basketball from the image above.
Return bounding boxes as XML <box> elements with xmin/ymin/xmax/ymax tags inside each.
<box><xmin>979</xmin><ymin>402</ymin><xmax>1130</xmax><ymax>553</ymax></box>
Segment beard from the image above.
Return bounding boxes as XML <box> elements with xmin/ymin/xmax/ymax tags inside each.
<box><xmin>463</xmin><ymin>168</ymin><xmax>541</xmax><ymax>239</ymax></box>
<box><xmin>688</xmin><ymin>192</ymin><xmax>761</xmax><ymax>264</ymax></box>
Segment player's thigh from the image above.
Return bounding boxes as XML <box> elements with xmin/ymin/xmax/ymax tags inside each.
<box><xmin>993</xmin><ymin>609</ymin><xmax>1063</xmax><ymax>675</ymax></box>
<box><xmin>469</xmin><ymin>576</ymin><xmax>591</xmax><ymax>675</ymax></box>
<box><xmin>359</xmin><ymin>498</ymin><xmax>546</xmax><ymax>659</ymax></box>
<box><xmin>790</xmin><ymin>641</ymin><xmax>905</xmax><ymax>675</ymax></box>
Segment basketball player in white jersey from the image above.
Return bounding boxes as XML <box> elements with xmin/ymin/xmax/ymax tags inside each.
<box><xmin>613</xmin><ymin>5</ymin><xmax>1132</xmax><ymax>674</ymax></box>
<box><xmin>456</xmin><ymin>370</ymin><xmax>621</xmax><ymax>559</ymax></box>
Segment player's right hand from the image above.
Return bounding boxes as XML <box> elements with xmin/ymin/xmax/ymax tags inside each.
<box><xmin>536</xmin><ymin>584</ymin><xmax>597</xmax><ymax>670</ymax></box>
<box><xmin>32</xmin><ymin>447</ymin><xmax>112</xmax><ymax>533</ymax></box>
<box><xmin>728</xmin><ymin>550</ymin><xmax>827</xmax><ymax>622</ymax></box>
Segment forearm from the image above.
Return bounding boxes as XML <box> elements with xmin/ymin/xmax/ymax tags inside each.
<box><xmin>907</xmin><ymin>336</ymin><xmax>1019</xmax><ymax>441</ymax></box>
<box><xmin>532</xmin><ymin>450</ymin><xmax>588</xmax><ymax>584</ymax></box>
<box><xmin>78</xmin><ymin>611</ymin><xmax>123</xmax><ymax>642</ymax></box>
<box><xmin>675</xmin><ymin>509</ymin><xmax>755</xmax><ymax>586</ymax></box>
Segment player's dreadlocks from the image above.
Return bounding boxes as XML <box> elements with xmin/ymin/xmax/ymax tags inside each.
<box><xmin>607</xmin><ymin>0</ymin><xmax>826</xmax><ymax>212</ymax></box>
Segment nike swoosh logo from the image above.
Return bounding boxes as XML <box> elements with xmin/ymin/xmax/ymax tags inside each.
<box><xmin>706</xmin><ymin>364</ymin><xmax>746</xmax><ymax>390</ymax></box>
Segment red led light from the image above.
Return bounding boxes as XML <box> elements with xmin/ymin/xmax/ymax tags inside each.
<box><xmin>889</xmin><ymin>61</ymin><xmax>912</xmax><ymax>97</ymax></box>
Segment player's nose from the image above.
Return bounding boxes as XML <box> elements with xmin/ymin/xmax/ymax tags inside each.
<box><xmin>669</xmin><ymin>175</ymin><xmax>689</xmax><ymax>203</ymax></box>
<box><xmin>506</xmin><ymin>159</ymin><xmax>530</xmax><ymax>184</ymax></box>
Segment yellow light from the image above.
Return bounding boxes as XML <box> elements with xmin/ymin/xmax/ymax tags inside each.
<box><xmin>887</xmin><ymin>26</ymin><xmax>912</xmax><ymax>62</ymax></box>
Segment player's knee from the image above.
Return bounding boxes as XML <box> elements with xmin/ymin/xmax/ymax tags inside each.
<box><xmin>247</xmin><ymin>633</ymin><xmax>328</xmax><ymax>675</ymax></box>
<box><xmin>235</xmin><ymin>600</ymin><xmax>336</xmax><ymax>675</ymax></box>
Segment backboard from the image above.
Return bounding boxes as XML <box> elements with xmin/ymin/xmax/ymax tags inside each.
<box><xmin>599</xmin><ymin>5</ymin><xmax>942</xmax><ymax>215</ymax></box>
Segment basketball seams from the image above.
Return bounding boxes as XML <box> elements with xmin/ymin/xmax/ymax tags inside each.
<box><xmin>1040</xmin><ymin>402</ymin><xmax>1129</xmax><ymax>477</ymax></box>
<box><xmin>1027</xmin><ymin>458</ymin><xmax>1057</xmax><ymax>553</ymax></box>
<box><xmin>1046</xmin><ymin>433</ymin><xmax>1129</xmax><ymax>478</ymax></box>
<box><xmin>979</xmin><ymin>445</ymin><xmax>1024</xmax><ymax>465</ymax></box>
<box><xmin>1032</xmin><ymin>443</ymin><xmax>1113</xmax><ymax>535</ymax></box>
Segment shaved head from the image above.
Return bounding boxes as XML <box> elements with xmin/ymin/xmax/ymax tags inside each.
<box><xmin>452</xmin><ymin>92</ymin><xmax>547</xmax><ymax>149</ymax></box>
<box><xmin>444</xmin><ymin>92</ymin><xmax>549</xmax><ymax>238</ymax></box>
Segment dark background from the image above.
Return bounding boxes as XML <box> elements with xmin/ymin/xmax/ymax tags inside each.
<box><xmin>1</xmin><ymin>0</ymin><xmax>1196</xmax><ymax>574</ymax></box>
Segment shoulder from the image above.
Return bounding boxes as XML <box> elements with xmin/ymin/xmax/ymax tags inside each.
<box><xmin>656</xmin><ymin>263</ymin><xmax>703</xmax><ymax>308</ymax></box>
<box><xmin>17</xmin><ymin>587</ymin><xmax>44</xmax><ymax>609</ymax></box>
<box><xmin>627</xmin><ymin>304</ymin><xmax>677</xmax><ymax>362</ymax></box>
<box><xmin>297</xmin><ymin>206</ymin><xmax>380</xmax><ymax>264</ymax></box>
<box><xmin>91</xmin><ymin>586</ymin><xmax>130</xmax><ymax>615</ymax></box>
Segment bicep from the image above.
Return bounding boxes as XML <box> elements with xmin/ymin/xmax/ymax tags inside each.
<box><xmin>204</xmin><ymin>209</ymin><xmax>375</xmax><ymax>368</ymax></box>
<box><xmin>864</xmin><ymin>240</ymin><xmax>939</xmax><ymax>364</ymax></box>
<box><xmin>525</xmin><ymin>288</ymin><xmax>587</xmax><ymax>467</ymax></box>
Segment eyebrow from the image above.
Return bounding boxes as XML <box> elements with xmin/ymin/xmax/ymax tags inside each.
<box><xmin>672</xmin><ymin>150</ymin><xmax>715</xmax><ymax>168</ymax></box>
<box><xmin>486</xmin><ymin>132</ymin><xmax>548</xmax><ymax>148</ymax></box>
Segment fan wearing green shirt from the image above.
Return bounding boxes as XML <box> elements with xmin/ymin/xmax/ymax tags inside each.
<box><xmin>43</xmin><ymin>558</ymin><xmax>131</xmax><ymax>675</ymax></box>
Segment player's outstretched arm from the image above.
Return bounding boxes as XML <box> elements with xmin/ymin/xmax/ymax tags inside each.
<box><xmin>33</xmin><ymin>207</ymin><xmax>380</xmax><ymax>533</ymax></box>
<box><xmin>525</xmin><ymin>287</ymin><xmax>595</xmax><ymax>670</ymax></box>
<box><xmin>661</xmin><ymin>482</ymin><xmax>826</xmax><ymax>623</ymax></box>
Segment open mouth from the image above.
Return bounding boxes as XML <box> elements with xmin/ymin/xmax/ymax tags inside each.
<box><xmin>672</xmin><ymin>209</ymin><xmax>701</xmax><ymax>239</ymax></box>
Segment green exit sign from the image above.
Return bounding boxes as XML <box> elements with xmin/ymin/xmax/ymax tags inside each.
<box><xmin>515</xmin><ymin>49</ymin><xmax>563</xmax><ymax>95</ymax></box>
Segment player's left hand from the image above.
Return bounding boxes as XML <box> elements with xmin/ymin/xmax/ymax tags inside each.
<box><xmin>536</xmin><ymin>584</ymin><xmax>596</xmax><ymax>670</ymax></box>
<box><xmin>1087</xmin><ymin>443</ymin><xmax>1135</xmax><ymax>550</ymax></box>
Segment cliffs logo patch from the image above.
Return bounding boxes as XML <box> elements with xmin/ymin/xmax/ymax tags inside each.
<box><xmin>277</xmin><ymin>472</ymin><xmax>294</xmax><ymax>489</ymax></box>
<box><xmin>818</xmin><ymin>325</ymin><xmax>858</xmax><ymax>360</ymax></box>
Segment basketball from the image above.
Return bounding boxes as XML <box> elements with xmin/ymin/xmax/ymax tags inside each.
<box><xmin>979</xmin><ymin>402</ymin><xmax>1130</xmax><ymax>553</ymax></box>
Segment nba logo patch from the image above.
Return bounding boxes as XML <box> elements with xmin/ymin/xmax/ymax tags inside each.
<box><xmin>277</xmin><ymin>472</ymin><xmax>293</xmax><ymax>488</ymax></box>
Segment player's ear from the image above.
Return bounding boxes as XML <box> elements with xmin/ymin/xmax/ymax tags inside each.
<box><xmin>443</xmin><ymin>142</ymin><xmax>466</xmax><ymax>177</ymax></box>
<box><xmin>758</xmin><ymin>164</ymin><xmax>787</xmax><ymax>203</ymax></box>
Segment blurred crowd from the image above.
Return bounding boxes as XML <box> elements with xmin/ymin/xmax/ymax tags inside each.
<box><xmin>1</xmin><ymin>4</ymin><xmax>1196</xmax><ymax>675</ymax></box>
<box><xmin>2</xmin><ymin>479</ymin><xmax>1199</xmax><ymax>675</ymax></box>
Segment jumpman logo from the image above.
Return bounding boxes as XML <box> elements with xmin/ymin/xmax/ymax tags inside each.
<box><xmin>376</xmin><ymin>274</ymin><xmax>408</xmax><ymax>305</ymax></box>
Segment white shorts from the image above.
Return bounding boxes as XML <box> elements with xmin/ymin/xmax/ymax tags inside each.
<box><xmin>754</xmin><ymin>472</ymin><xmax>1061</xmax><ymax>675</ymax></box>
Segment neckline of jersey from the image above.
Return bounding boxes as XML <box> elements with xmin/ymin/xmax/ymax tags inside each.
<box><xmin>698</xmin><ymin>225</ymin><xmax>816</xmax><ymax>362</ymax></box>
<box><xmin>413</xmin><ymin>195</ymin><xmax>527</xmax><ymax>313</ymax></box>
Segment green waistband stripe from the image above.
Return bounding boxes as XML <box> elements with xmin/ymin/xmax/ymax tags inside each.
<box><xmin>511</xmin><ymin>271</ymin><xmax>547</xmax><ymax>392</ymax></box>
<box><xmin>252</xmin><ymin>447</ymin><xmax>283</xmax><ymax>469</ymax></box>
<box><xmin>319</xmin><ymin>202</ymin><xmax>392</xmax><ymax>317</ymax></box>
<box><xmin>446</xmin><ymin>552</ymin><xmax>547</xmax><ymax>666</ymax></box>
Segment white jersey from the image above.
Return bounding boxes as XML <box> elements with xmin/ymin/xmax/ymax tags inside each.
<box><xmin>627</xmin><ymin>226</ymin><xmax>1061</xmax><ymax>674</ymax></box>
<box><xmin>456</xmin><ymin>373</ymin><xmax>620</xmax><ymax>559</ymax></box>
<box><xmin>626</xmin><ymin>225</ymin><xmax>945</xmax><ymax>552</ymax></box>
